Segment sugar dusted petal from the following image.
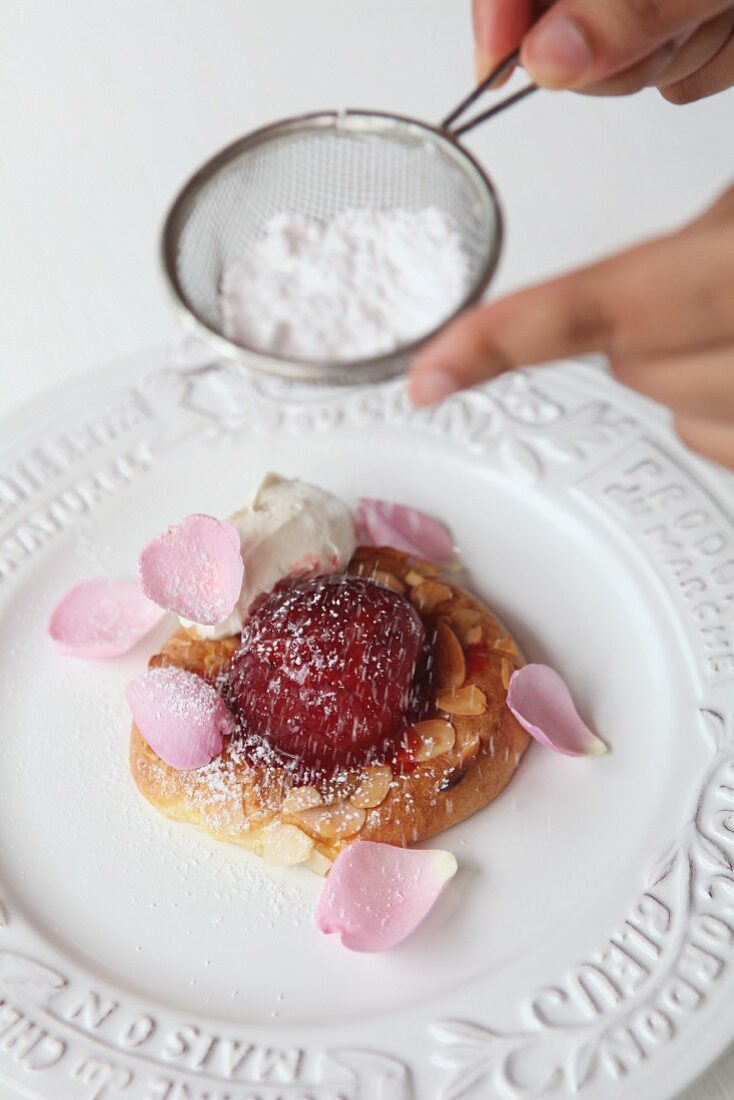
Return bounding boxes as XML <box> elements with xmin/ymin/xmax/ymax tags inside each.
<box><xmin>126</xmin><ymin>666</ymin><xmax>234</xmax><ymax>770</ymax></box>
<box><xmin>48</xmin><ymin>580</ymin><xmax>163</xmax><ymax>659</ymax></box>
<box><xmin>357</xmin><ymin>499</ymin><xmax>457</xmax><ymax>566</ymax></box>
<box><xmin>138</xmin><ymin>514</ymin><xmax>244</xmax><ymax>625</ymax></box>
<box><xmin>507</xmin><ymin>664</ymin><xmax>608</xmax><ymax>757</ymax></box>
<box><xmin>222</xmin><ymin>521</ymin><xmax>242</xmax><ymax>555</ymax></box>
<box><xmin>315</xmin><ymin>840</ymin><xmax>457</xmax><ymax>953</ymax></box>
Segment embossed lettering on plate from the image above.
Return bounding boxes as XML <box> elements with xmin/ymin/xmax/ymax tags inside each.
<box><xmin>0</xmin><ymin>963</ymin><xmax>413</xmax><ymax>1100</ymax></box>
<box><xmin>0</xmin><ymin>355</ymin><xmax>732</xmax><ymax>1100</ymax></box>
<box><xmin>575</xmin><ymin>440</ymin><xmax>734</xmax><ymax>687</ymax></box>
<box><xmin>0</xmin><ymin>392</ymin><xmax>156</xmax><ymax>581</ymax></box>
<box><xmin>432</xmin><ymin>707</ymin><xmax>734</xmax><ymax>1098</ymax></box>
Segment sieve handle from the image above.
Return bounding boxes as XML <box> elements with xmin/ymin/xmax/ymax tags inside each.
<box><xmin>441</xmin><ymin>49</ymin><xmax>537</xmax><ymax>139</ymax></box>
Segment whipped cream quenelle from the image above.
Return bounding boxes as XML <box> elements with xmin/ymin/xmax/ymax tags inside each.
<box><xmin>184</xmin><ymin>474</ymin><xmax>356</xmax><ymax>639</ymax></box>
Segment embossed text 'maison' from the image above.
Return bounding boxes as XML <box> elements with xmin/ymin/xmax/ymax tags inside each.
<box><xmin>577</xmin><ymin>442</ymin><xmax>734</xmax><ymax>686</ymax></box>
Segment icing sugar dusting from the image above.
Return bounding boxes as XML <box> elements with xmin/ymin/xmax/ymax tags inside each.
<box><xmin>138</xmin><ymin>514</ymin><xmax>244</xmax><ymax>626</ymax></box>
<box><xmin>127</xmin><ymin>666</ymin><xmax>234</xmax><ymax>770</ymax></box>
<box><xmin>229</xmin><ymin>573</ymin><xmax>428</xmax><ymax>769</ymax></box>
<box><xmin>221</xmin><ymin>207</ymin><xmax>470</xmax><ymax>361</ymax></box>
<box><xmin>0</xmin><ymin>663</ymin><xmax>313</xmax><ymax>1013</ymax></box>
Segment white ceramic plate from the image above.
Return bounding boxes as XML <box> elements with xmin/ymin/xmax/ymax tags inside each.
<box><xmin>0</xmin><ymin>346</ymin><xmax>732</xmax><ymax>1100</ymax></box>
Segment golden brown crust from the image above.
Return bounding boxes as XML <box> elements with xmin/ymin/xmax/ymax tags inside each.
<box><xmin>129</xmin><ymin>548</ymin><xmax>530</xmax><ymax>872</ymax></box>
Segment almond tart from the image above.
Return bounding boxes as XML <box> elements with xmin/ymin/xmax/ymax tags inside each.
<box><xmin>129</xmin><ymin>547</ymin><xmax>530</xmax><ymax>874</ymax></box>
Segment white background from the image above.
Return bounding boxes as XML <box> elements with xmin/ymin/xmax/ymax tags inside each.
<box><xmin>1</xmin><ymin>2</ymin><xmax>733</xmax><ymax>1097</ymax></box>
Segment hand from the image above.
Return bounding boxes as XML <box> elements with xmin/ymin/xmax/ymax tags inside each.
<box><xmin>473</xmin><ymin>0</ymin><xmax>734</xmax><ymax>102</ymax></box>
<box><xmin>409</xmin><ymin>184</ymin><xmax>734</xmax><ymax>468</ymax></box>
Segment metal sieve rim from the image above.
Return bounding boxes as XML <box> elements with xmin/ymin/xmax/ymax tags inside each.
<box><xmin>160</xmin><ymin>109</ymin><xmax>504</xmax><ymax>383</ymax></box>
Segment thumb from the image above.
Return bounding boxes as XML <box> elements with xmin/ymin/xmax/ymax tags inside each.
<box><xmin>520</xmin><ymin>0</ymin><xmax>729</xmax><ymax>88</ymax></box>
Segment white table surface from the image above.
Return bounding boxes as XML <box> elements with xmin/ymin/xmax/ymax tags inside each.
<box><xmin>1</xmin><ymin>2</ymin><xmax>733</xmax><ymax>1098</ymax></box>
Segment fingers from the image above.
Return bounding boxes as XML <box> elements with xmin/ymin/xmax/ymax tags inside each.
<box><xmin>470</xmin><ymin>0</ymin><xmax>734</xmax><ymax>102</ymax></box>
<box><xmin>472</xmin><ymin>0</ymin><xmax>534</xmax><ymax>81</ymax></box>
<box><xmin>620</xmin><ymin>341</ymin><xmax>734</xmax><ymax>470</ymax></box>
<box><xmin>409</xmin><ymin>275</ymin><xmax>614</xmax><ymax>405</ymax></box>
<box><xmin>675</xmin><ymin>415</ymin><xmax>734</xmax><ymax>468</ymax></box>
<box><xmin>695</xmin><ymin>181</ymin><xmax>734</xmax><ymax>226</ymax></box>
<box><xmin>611</xmin><ymin>345</ymin><xmax>734</xmax><ymax>420</ymax></box>
<box><xmin>661</xmin><ymin>21</ymin><xmax>734</xmax><ymax>100</ymax></box>
<box><xmin>409</xmin><ymin>207</ymin><xmax>734</xmax><ymax>407</ymax></box>
<box><xmin>579</xmin><ymin>41</ymin><xmax>679</xmax><ymax>95</ymax></box>
<box><xmin>519</xmin><ymin>0</ymin><xmax>731</xmax><ymax>88</ymax></box>
<box><xmin>654</xmin><ymin>9</ymin><xmax>734</xmax><ymax>86</ymax></box>
<box><xmin>409</xmin><ymin>255</ymin><xmax>633</xmax><ymax>404</ymax></box>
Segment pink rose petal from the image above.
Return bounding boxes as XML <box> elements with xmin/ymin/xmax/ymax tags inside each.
<box><xmin>315</xmin><ymin>840</ymin><xmax>458</xmax><ymax>953</ymax></box>
<box><xmin>357</xmin><ymin>499</ymin><xmax>457</xmax><ymax>566</ymax></box>
<box><xmin>126</xmin><ymin>666</ymin><xmax>235</xmax><ymax>770</ymax></box>
<box><xmin>48</xmin><ymin>579</ymin><xmax>164</xmax><ymax>659</ymax></box>
<box><xmin>137</xmin><ymin>514</ymin><xmax>244</xmax><ymax>625</ymax></box>
<box><xmin>507</xmin><ymin>664</ymin><xmax>608</xmax><ymax>757</ymax></box>
<box><xmin>222</xmin><ymin>521</ymin><xmax>242</xmax><ymax>555</ymax></box>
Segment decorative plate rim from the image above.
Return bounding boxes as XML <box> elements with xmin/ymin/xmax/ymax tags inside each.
<box><xmin>0</xmin><ymin>343</ymin><xmax>732</xmax><ymax>1100</ymax></box>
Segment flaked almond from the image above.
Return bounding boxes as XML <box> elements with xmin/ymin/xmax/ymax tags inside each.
<box><xmin>411</xmin><ymin>558</ymin><xmax>441</xmax><ymax>577</ymax></box>
<box><xmin>353</xmin><ymin>545</ymin><xmax>402</xmax><ymax>562</ymax></box>
<box><xmin>435</xmin><ymin>620</ymin><xmax>466</xmax><ymax>690</ymax></box>
<box><xmin>501</xmin><ymin>658</ymin><xmax>513</xmax><ymax>691</ymax></box>
<box><xmin>303</xmin><ymin>848</ymin><xmax>333</xmax><ymax>876</ymax></box>
<box><xmin>282</xmin><ymin>785</ymin><xmax>323</xmax><ymax>814</ymax></box>
<box><xmin>450</xmin><ymin>608</ymin><xmax>481</xmax><ymax>627</ymax></box>
<box><xmin>436</xmin><ymin>684</ymin><xmax>488</xmax><ymax>717</ymax></box>
<box><xmin>371</xmin><ymin>570</ymin><xmax>406</xmax><ymax>595</ymax></box>
<box><xmin>262</xmin><ymin>824</ymin><xmax>314</xmax><ymax>867</ymax></box>
<box><xmin>450</xmin><ymin>609</ymin><xmax>483</xmax><ymax>645</ymax></box>
<box><xmin>351</xmin><ymin>548</ymin><xmax>409</xmax><ymax>578</ymax></box>
<box><xmin>356</xmin><ymin>546</ymin><xmax>407</xmax><ymax>571</ymax></box>
<box><xmin>438</xmin><ymin>732</ymin><xmax>481</xmax><ymax>791</ymax></box>
<box><xmin>411</xmin><ymin>580</ymin><xmax>453</xmax><ymax>614</ymax></box>
<box><xmin>350</xmin><ymin>560</ymin><xmax>405</xmax><ymax>590</ymax></box>
<box><xmin>350</xmin><ymin>765</ymin><xmax>393</xmax><ymax>809</ymax></box>
<box><xmin>405</xmin><ymin>569</ymin><xmax>427</xmax><ymax>588</ymax></box>
<box><xmin>412</xmin><ymin>718</ymin><xmax>456</xmax><ymax>760</ymax></box>
<box><xmin>494</xmin><ymin>633</ymin><xmax>521</xmax><ymax>659</ymax></box>
<box><xmin>154</xmin><ymin>632</ymin><xmax>238</xmax><ymax>679</ymax></box>
<box><xmin>372</xmin><ymin>545</ymin><xmax>406</xmax><ymax>560</ymax></box>
<box><xmin>455</xmin><ymin>729</ymin><xmax>482</xmax><ymax>765</ymax></box>
<box><xmin>295</xmin><ymin>800</ymin><xmax>366</xmax><ymax>840</ymax></box>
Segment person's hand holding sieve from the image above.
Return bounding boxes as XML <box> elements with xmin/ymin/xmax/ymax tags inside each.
<box><xmin>409</xmin><ymin>183</ymin><xmax>734</xmax><ymax>468</ymax></box>
<box><xmin>473</xmin><ymin>0</ymin><xmax>734</xmax><ymax>101</ymax></box>
<box><xmin>408</xmin><ymin>2</ymin><xmax>734</xmax><ymax>469</ymax></box>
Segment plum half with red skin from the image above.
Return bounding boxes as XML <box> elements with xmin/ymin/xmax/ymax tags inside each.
<box><xmin>228</xmin><ymin>573</ymin><xmax>428</xmax><ymax>770</ymax></box>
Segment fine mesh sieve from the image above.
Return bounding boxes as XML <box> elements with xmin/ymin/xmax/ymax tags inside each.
<box><xmin>161</xmin><ymin>55</ymin><xmax>536</xmax><ymax>385</ymax></box>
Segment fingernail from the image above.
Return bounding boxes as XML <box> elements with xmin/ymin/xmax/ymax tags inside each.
<box><xmin>475</xmin><ymin>49</ymin><xmax>495</xmax><ymax>85</ymax></box>
<box><xmin>524</xmin><ymin>16</ymin><xmax>593</xmax><ymax>84</ymax></box>
<box><xmin>475</xmin><ymin>48</ymin><xmax>514</xmax><ymax>86</ymax></box>
<box><xmin>409</xmin><ymin>368</ymin><xmax>459</xmax><ymax>407</ymax></box>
